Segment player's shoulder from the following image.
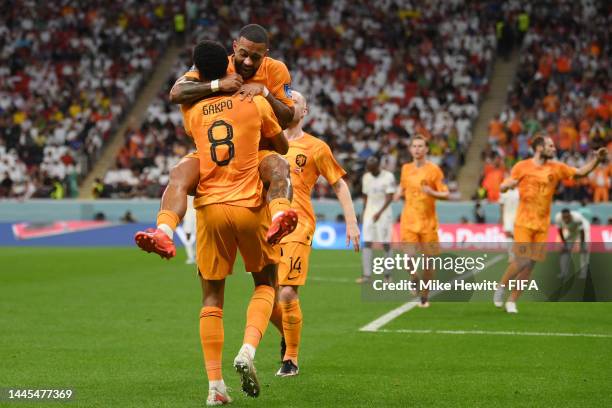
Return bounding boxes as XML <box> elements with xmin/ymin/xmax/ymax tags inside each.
<box><xmin>426</xmin><ymin>161</ymin><xmax>444</xmax><ymax>174</ymax></box>
<box><xmin>381</xmin><ymin>169</ymin><xmax>395</xmax><ymax>179</ymax></box>
<box><xmin>263</xmin><ymin>56</ymin><xmax>290</xmax><ymax>72</ymax></box>
<box><xmin>303</xmin><ymin>132</ymin><xmax>329</xmax><ymax>152</ymax></box>
<box><xmin>512</xmin><ymin>158</ymin><xmax>531</xmax><ymax>170</ymax></box>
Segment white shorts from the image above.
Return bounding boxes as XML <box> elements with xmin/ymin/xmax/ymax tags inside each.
<box><xmin>362</xmin><ymin>216</ymin><xmax>392</xmax><ymax>243</ymax></box>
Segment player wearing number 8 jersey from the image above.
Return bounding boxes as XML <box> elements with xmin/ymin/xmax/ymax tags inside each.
<box><xmin>179</xmin><ymin>40</ymin><xmax>289</xmax><ymax>405</ymax></box>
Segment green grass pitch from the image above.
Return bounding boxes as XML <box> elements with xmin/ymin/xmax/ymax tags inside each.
<box><xmin>1</xmin><ymin>247</ymin><xmax>611</xmax><ymax>407</ymax></box>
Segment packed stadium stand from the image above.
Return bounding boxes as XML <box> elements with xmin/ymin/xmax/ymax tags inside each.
<box><xmin>480</xmin><ymin>0</ymin><xmax>611</xmax><ymax>203</ymax></box>
<box><xmin>96</xmin><ymin>0</ymin><xmax>499</xmax><ymax>199</ymax></box>
<box><xmin>0</xmin><ymin>0</ymin><xmax>180</xmax><ymax>198</ymax></box>
<box><xmin>2</xmin><ymin>0</ymin><xmax>609</xmax><ymax>204</ymax></box>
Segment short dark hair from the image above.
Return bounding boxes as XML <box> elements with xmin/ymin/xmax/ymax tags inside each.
<box><xmin>239</xmin><ymin>24</ymin><xmax>269</xmax><ymax>46</ymax></box>
<box><xmin>561</xmin><ymin>208</ymin><xmax>571</xmax><ymax>215</ymax></box>
<box><xmin>192</xmin><ymin>40</ymin><xmax>228</xmax><ymax>81</ymax></box>
<box><xmin>532</xmin><ymin>135</ymin><xmax>545</xmax><ymax>150</ymax></box>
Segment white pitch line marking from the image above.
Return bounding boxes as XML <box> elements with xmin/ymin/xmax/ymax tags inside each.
<box><xmin>359</xmin><ymin>254</ymin><xmax>506</xmax><ymax>332</ymax></box>
<box><xmin>375</xmin><ymin>329</ymin><xmax>612</xmax><ymax>339</ymax></box>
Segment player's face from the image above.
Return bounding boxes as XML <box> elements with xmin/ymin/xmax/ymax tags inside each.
<box><xmin>366</xmin><ymin>157</ymin><xmax>379</xmax><ymax>174</ymax></box>
<box><xmin>291</xmin><ymin>92</ymin><xmax>307</xmax><ymax>121</ymax></box>
<box><xmin>562</xmin><ymin>212</ymin><xmax>572</xmax><ymax>224</ymax></box>
<box><xmin>233</xmin><ymin>37</ymin><xmax>268</xmax><ymax>79</ymax></box>
<box><xmin>541</xmin><ymin>137</ymin><xmax>557</xmax><ymax>159</ymax></box>
<box><xmin>410</xmin><ymin>139</ymin><xmax>427</xmax><ymax>160</ymax></box>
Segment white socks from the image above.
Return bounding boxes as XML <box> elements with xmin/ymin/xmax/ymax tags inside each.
<box><xmin>158</xmin><ymin>223</ymin><xmax>174</xmax><ymax>240</ymax></box>
<box><xmin>209</xmin><ymin>379</ymin><xmax>226</xmax><ymax>392</ymax></box>
<box><xmin>239</xmin><ymin>343</ymin><xmax>256</xmax><ymax>360</ymax></box>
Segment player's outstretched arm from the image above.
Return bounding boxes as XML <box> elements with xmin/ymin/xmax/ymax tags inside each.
<box><xmin>574</xmin><ymin>148</ymin><xmax>608</xmax><ymax>178</ymax></box>
<box><xmin>332</xmin><ymin>178</ymin><xmax>360</xmax><ymax>252</ymax></box>
<box><xmin>500</xmin><ymin>177</ymin><xmax>519</xmax><ymax>193</ymax></box>
<box><xmin>169</xmin><ymin>73</ymin><xmax>243</xmax><ymax>104</ymax></box>
<box><xmin>421</xmin><ymin>185</ymin><xmax>449</xmax><ymax>200</ymax></box>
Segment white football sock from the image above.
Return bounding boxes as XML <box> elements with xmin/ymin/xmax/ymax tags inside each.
<box><xmin>239</xmin><ymin>343</ymin><xmax>256</xmax><ymax>360</ymax></box>
<box><xmin>209</xmin><ymin>379</ymin><xmax>226</xmax><ymax>392</ymax></box>
<box><xmin>158</xmin><ymin>223</ymin><xmax>174</xmax><ymax>240</ymax></box>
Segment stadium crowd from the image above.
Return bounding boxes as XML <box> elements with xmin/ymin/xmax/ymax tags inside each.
<box><xmin>99</xmin><ymin>0</ymin><xmax>499</xmax><ymax>199</ymax></box>
<box><xmin>0</xmin><ymin>0</ymin><xmax>180</xmax><ymax>198</ymax></box>
<box><xmin>480</xmin><ymin>0</ymin><xmax>611</xmax><ymax>203</ymax></box>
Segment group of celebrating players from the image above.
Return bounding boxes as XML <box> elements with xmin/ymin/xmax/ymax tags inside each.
<box><xmin>133</xmin><ymin>23</ymin><xmax>608</xmax><ymax>406</ymax></box>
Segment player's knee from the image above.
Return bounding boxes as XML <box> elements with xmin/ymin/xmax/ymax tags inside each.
<box><xmin>169</xmin><ymin>158</ymin><xmax>199</xmax><ymax>193</ymax></box>
<box><xmin>261</xmin><ymin>154</ymin><xmax>289</xmax><ymax>181</ymax></box>
<box><xmin>279</xmin><ymin>285</ymin><xmax>299</xmax><ymax>302</ymax></box>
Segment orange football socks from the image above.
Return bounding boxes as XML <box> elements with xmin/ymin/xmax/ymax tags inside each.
<box><xmin>281</xmin><ymin>299</ymin><xmax>302</xmax><ymax>363</ymax></box>
<box><xmin>269</xmin><ymin>198</ymin><xmax>291</xmax><ymax>219</ymax></box>
<box><xmin>199</xmin><ymin>306</ymin><xmax>224</xmax><ymax>381</ymax></box>
<box><xmin>157</xmin><ymin>210</ymin><xmax>180</xmax><ymax>239</ymax></box>
<box><xmin>243</xmin><ymin>285</ymin><xmax>275</xmax><ymax>348</ymax></box>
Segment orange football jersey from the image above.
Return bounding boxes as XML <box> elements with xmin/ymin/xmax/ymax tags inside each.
<box><xmin>511</xmin><ymin>159</ymin><xmax>576</xmax><ymax>232</ymax></box>
<box><xmin>182</xmin><ymin>94</ymin><xmax>282</xmax><ymax>208</ymax></box>
<box><xmin>280</xmin><ymin>133</ymin><xmax>346</xmax><ymax>244</ymax></box>
<box><xmin>183</xmin><ymin>55</ymin><xmax>294</xmax><ymax>108</ymax></box>
<box><xmin>400</xmin><ymin>161</ymin><xmax>448</xmax><ymax>233</ymax></box>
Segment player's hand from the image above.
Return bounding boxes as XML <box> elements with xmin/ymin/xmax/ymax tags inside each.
<box><xmin>346</xmin><ymin>221</ymin><xmax>360</xmax><ymax>252</ymax></box>
<box><xmin>219</xmin><ymin>73</ymin><xmax>243</xmax><ymax>93</ymax></box>
<box><xmin>373</xmin><ymin>211</ymin><xmax>381</xmax><ymax>222</ymax></box>
<box><xmin>595</xmin><ymin>147</ymin><xmax>608</xmax><ymax>162</ymax></box>
<box><xmin>235</xmin><ymin>83</ymin><xmax>264</xmax><ymax>101</ymax></box>
<box><xmin>501</xmin><ymin>178</ymin><xmax>519</xmax><ymax>192</ymax></box>
<box><xmin>421</xmin><ymin>185</ymin><xmax>434</xmax><ymax>196</ymax></box>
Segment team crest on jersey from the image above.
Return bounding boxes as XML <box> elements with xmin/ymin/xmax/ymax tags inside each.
<box><xmin>284</xmin><ymin>84</ymin><xmax>292</xmax><ymax>98</ymax></box>
<box><xmin>547</xmin><ymin>174</ymin><xmax>554</xmax><ymax>182</ymax></box>
<box><xmin>295</xmin><ymin>154</ymin><xmax>307</xmax><ymax>168</ymax></box>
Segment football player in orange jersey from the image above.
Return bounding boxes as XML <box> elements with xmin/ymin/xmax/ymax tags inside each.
<box><xmin>177</xmin><ymin>40</ymin><xmax>290</xmax><ymax>405</ymax></box>
<box><xmin>494</xmin><ymin>136</ymin><xmax>607</xmax><ymax>313</ymax></box>
<box><xmin>270</xmin><ymin>90</ymin><xmax>360</xmax><ymax>377</ymax></box>
<box><xmin>393</xmin><ymin>135</ymin><xmax>449</xmax><ymax>307</ymax></box>
<box><xmin>135</xmin><ymin>24</ymin><xmax>298</xmax><ymax>258</ymax></box>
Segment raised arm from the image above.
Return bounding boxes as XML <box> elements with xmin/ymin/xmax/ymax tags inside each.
<box><xmin>574</xmin><ymin>148</ymin><xmax>608</xmax><ymax>178</ymax></box>
<box><xmin>332</xmin><ymin>178</ymin><xmax>360</xmax><ymax>252</ymax></box>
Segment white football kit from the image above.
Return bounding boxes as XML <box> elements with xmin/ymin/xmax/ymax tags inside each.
<box><xmin>362</xmin><ymin>170</ymin><xmax>396</xmax><ymax>243</ymax></box>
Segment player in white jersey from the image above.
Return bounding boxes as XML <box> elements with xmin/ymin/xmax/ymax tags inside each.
<box><xmin>555</xmin><ymin>208</ymin><xmax>590</xmax><ymax>278</ymax></box>
<box><xmin>357</xmin><ymin>156</ymin><xmax>396</xmax><ymax>283</ymax></box>
<box><xmin>499</xmin><ymin>185</ymin><xmax>519</xmax><ymax>262</ymax></box>
<box><xmin>174</xmin><ymin>195</ymin><xmax>197</xmax><ymax>264</ymax></box>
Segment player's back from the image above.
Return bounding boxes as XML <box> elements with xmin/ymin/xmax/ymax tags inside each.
<box><xmin>182</xmin><ymin>94</ymin><xmax>279</xmax><ymax>208</ymax></box>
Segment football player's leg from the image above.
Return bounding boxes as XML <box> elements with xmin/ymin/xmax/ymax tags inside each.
<box><xmin>234</xmin><ymin>205</ymin><xmax>280</xmax><ymax>397</ymax></box>
<box><xmin>381</xmin><ymin>221</ymin><xmax>393</xmax><ymax>280</ymax></box>
<box><xmin>258</xmin><ymin>152</ymin><xmax>298</xmax><ymax>244</ymax></box>
<box><xmin>276</xmin><ymin>242</ymin><xmax>309</xmax><ymax>375</ymax></box>
<box><xmin>134</xmin><ymin>154</ymin><xmax>199</xmax><ymax>258</ymax></box>
<box><xmin>419</xmin><ymin>232</ymin><xmax>440</xmax><ymax>307</ymax></box>
<box><xmin>196</xmin><ymin>204</ymin><xmax>237</xmax><ymax>405</ymax></box>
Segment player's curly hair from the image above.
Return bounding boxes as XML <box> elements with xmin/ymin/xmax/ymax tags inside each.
<box><xmin>192</xmin><ymin>40</ymin><xmax>228</xmax><ymax>81</ymax></box>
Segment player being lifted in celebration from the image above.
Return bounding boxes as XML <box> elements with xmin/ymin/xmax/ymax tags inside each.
<box><xmin>135</xmin><ymin>24</ymin><xmax>298</xmax><ymax>258</ymax></box>
<box><xmin>493</xmin><ymin>136</ymin><xmax>607</xmax><ymax>313</ymax></box>
<box><xmin>394</xmin><ymin>135</ymin><xmax>449</xmax><ymax>308</ymax></box>
<box><xmin>555</xmin><ymin>208</ymin><xmax>590</xmax><ymax>279</ymax></box>
<box><xmin>180</xmin><ymin>40</ymin><xmax>288</xmax><ymax>405</ymax></box>
<box><xmin>357</xmin><ymin>155</ymin><xmax>396</xmax><ymax>283</ymax></box>
<box><xmin>270</xmin><ymin>90</ymin><xmax>360</xmax><ymax>377</ymax></box>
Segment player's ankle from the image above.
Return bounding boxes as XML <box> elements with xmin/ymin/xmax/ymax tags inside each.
<box><xmin>209</xmin><ymin>379</ymin><xmax>226</xmax><ymax>392</ymax></box>
<box><xmin>158</xmin><ymin>224</ymin><xmax>174</xmax><ymax>240</ymax></box>
<box><xmin>240</xmin><ymin>343</ymin><xmax>256</xmax><ymax>360</ymax></box>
